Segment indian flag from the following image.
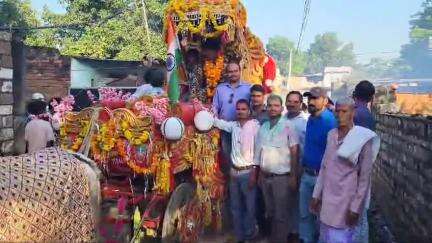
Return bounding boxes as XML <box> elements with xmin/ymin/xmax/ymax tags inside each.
<box><xmin>165</xmin><ymin>18</ymin><xmax>184</xmax><ymax>103</ymax></box>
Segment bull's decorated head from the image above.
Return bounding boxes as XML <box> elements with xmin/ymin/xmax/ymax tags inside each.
<box><xmin>165</xmin><ymin>0</ymin><xmax>246</xmax><ymax>41</ymax></box>
<box><xmin>164</xmin><ymin>0</ymin><xmax>273</xmax><ymax>99</ymax></box>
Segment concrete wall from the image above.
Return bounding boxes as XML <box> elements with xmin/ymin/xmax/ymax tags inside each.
<box><xmin>373</xmin><ymin>113</ymin><xmax>432</xmax><ymax>243</ymax></box>
<box><xmin>0</xmin><ymin>31</ymin><xmax>14</xmax><ymax>155</ymax></box>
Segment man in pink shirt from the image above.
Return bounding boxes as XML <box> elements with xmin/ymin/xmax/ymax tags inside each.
<box><xmin>310</xmin><ymin>97</ymin><xmax>374</xmax><ymax>243</ymax></box>
<box><xmin>214</xmin><ymin>99</ymin><xmax>260</xmax><ymax>242</ymax></box>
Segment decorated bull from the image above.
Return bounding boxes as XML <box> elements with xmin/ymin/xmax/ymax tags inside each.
<box><xmin>0</xmin><ymin>148</ymin><xmax>101</xmax><ymax>242</ymax></box>
<box><xmin>165</xmin><ymin>0</ymin><xmax>277</xmax><ymax>102</ymax></box>
<box><xmin>0</xmin><ymin>0</ymin><xmax>274</xmax><ymax>242</ymax></box>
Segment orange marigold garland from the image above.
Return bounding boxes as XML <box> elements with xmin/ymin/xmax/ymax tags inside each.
<box><xmin>116</xmin><ymin>138</ymin><xmax>155</xmax><ymax>175</ymax></box>
<box><xmin>204</xmin><ymin>55</ymin><xmax>224</xmax><ymax>98</ymax></box>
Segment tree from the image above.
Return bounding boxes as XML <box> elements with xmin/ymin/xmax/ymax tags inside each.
<box><xmin>399</xmin><ymin>0</ymin><xmax>432</xmax><ymax>77</ymax></box>
<box><xmin>362</xmin><ymin>57</ymin><xmax>411</xmax><ymax>79</ymax></box>
<box><xmin>0</xmin><ymin>0</ymin><xmax>39</xmax><ymax>36</ymax></box>
<box><xmin>305</xmin><ymin>32</ymin><xmax>356</xmax><ymax>74</ymax></box>
<box><xmin>25</xmin><ymin>0</ymin><xmax>168</xmax><ymax>60</ymax></box>
<box><xmin>266</xmin><ymin>36</ymin><xmax>306</xmax><ymax>76</ymax></box>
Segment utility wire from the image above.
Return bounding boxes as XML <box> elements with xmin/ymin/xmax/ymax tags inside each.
<box><xmin>296</xmin><ymin>0</ymin><xmax>312</xmax><ymax>52</ymax></box>
<box><xmin>0</xmin><ymin>8</ymin><xmax>130</xmax><ymax>31</ymax></box>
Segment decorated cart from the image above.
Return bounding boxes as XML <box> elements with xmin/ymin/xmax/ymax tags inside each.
<box><xmin>57</xmin><ymin>0</ymin><xmax>276</xmax><ymax>242</ymax></box>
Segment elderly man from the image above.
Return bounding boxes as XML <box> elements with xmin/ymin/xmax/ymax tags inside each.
<box><xmin>310</xmin><ymin>97</ymin><xmax>379</xmax><ymax>243</ymax></box>
<box><xmin>300</xmin><ymin>87</ymin><xmax>337</xmax><ymax>243</ymax></box>
<box><xmin>254</xmin><ymin>95</ymin><xmax>299</xmax><ymax>243</ymax></box>
<box><xmin>214</xmin><ymin>99</ymin><xmax>260</xmax><ymax>242</ymax></box>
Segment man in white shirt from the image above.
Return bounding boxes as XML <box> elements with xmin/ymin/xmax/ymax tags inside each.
<box><xmin>286</xmin><ymin>91</ymin><xmax>309</xmax><ymax>156</ymax></box>
<box><xmin>214</xmin><ymin>99</ymin><xmax>260</xmax><ymax>242</ymax></box>
<box><xmin>25</xmin><ymin>100</ymin><xmax>55</xmax><ymax>153</ymax></box>
<box><xmin>254</xmin><ymin>95</ymin><xmax>300</xmax><ymax>243</ymax></box>
<box><xmin>129</xmin><ymin>67</ymin><xmax>166</xmax><ymax>101</ymax></box>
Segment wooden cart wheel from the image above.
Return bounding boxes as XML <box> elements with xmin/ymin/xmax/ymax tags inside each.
<box><xmin>161</xmin><ymin>183</ymin><xmax>195</xmax><ymax>243</ymax></box>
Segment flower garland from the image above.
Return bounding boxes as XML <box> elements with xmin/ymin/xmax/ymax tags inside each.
<box><xmin>97</xmin><ymin>120</ymin><xmax>117</xmax><ymax>152</ymax></box>
<box><xmin>51</xmin><ymin>95</ymin><xmax>75</xmax><ymax>124</ymax></box>
<box><xmin>134</xmin><ymin>97</ymin><xmax>169</xmax><ymax>125</ymax></box>
<box><xmin>204</xmin><ymin>55</ymin><xmax>224</xmax><ymax>98</ymax></box>
<box><xmin>154</xmin><ymin>155</ymin><xmax>172</xmax><ymax>194</ymax></box>
<box><xmin>99</xmin><ymin>87</ymin><xmax>131</xmax><ymax>101</ymax></box>
<box><xmin>166</xmin><ymin>0</ymin><xmax>235</xmax><ymax>38</ymax></box>
<box><xmin>117</xmin><ymin>139</ymin><xmax>155</xmax><ymax>175</ymax></box>
<box><xmin>120</xmin><ymin>120</ymin><xmax>150</xmax><ymax>146</ymax></box>
<box><xmin>150</xmin><ymin>141</ymin><xmax>174</xmax><ymax>194</ymax></box>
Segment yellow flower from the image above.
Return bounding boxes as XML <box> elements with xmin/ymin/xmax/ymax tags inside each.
<box><xmin>124</xmin><ymin>130</ymin><xmax>133</xmax><ymax>140</ymax></box>
<box><xmin>121</xmin><ymin>121</ymin><xmax>129</xmax><ymax>130</ymax></box>
<box><xmin>140</xmin><ymin>132</ymin><xmax>149</xmax><ymax>142</ymax></box>
<box><xmin>76</xmin><ymin>137</ymin><xmax>83</xmax><ymax>144</ymax></box>
<box><xmin>133</xmin><ymin>139</ymin><xmax>142</xmax><ymax>145</ymax></box>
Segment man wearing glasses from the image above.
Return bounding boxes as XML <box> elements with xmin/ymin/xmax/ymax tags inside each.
<box><xmin>212</xmin><ymin>60</ymin><xmax>251</xmax><ymax>232</ymax></box>
<box><xmin>212</xmin><ymin>60</ymin><xmax>252</xmax><ymax>174</ymax></box>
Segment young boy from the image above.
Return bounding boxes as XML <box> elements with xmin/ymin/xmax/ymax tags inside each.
<box><xmin>129</xmin><ymin>67</ymin><xmax>166</xmax><ymax>101</ymax></box>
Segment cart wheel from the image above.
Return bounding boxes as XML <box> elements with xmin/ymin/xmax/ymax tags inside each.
<box><xmin>161</xmin><ymin>183</ymin><xmax>195</xmax><ymax>243</ymax></box>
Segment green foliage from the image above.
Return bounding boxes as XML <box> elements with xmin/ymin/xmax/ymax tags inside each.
<box><xmin>361</xmin><ymin>58</ymin><xmax>411</xmax><ymax>79</ymax></box>
<box><xmin>305</xmin><ymin>32</ymin><xmax>356</xmax><ymax>74</ymax></box>
<box><xmin>266</xmin><ymin>36</ymin><xmax>306</xmax><ymax>76</ymax></box>
<box><xmin>400</xmin><ymin>0</ymin><xmax>432</xmax><ymax>77</ymax></box>
<box><xmin>24</xmin><ymin>0</ymin><xmax>167</xmax><ymax>60</ymax></box>
<box><xmin>0</xmin><ymin>0</ymin><xmax>39</xmax><ymax>36</ymax></box>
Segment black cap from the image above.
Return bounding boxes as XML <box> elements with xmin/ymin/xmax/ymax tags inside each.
<box><xmin>304</xmin><ymin>87</ymin><xmax>328</xmax><ymax>98</ymax></box>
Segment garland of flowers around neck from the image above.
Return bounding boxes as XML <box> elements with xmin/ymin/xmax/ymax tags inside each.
<box><xmin>167</xmin><ymin>1</ymin><xmax>234</xmax><ymax>38</ymax></box>
<box><xmin>204</xmin><ymin>55</ymin><xmax>224</xmax><ymax>98</ymax></box>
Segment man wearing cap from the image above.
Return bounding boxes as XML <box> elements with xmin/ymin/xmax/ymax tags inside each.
<box><xmin>299</xmin><ymin>87</ymin><xmax>337</xmax><ymax>243</ymax></box>
<box><xmin>32</xmin><ymin>93</ymin><xmax>46</xmax><ymax>101</ymax></box>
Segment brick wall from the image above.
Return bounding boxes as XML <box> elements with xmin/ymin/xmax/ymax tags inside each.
<box><xmin>0</xmin><ymin>31</ymin><xmax>14</xmax><ymax>155</ymax></box>
<box><xmin>373</xmin><ymin>114</ymin><xmax>432</xmax><ymax>243</ymax></box>
<box><xmin>24</xmin><ymin>46</ymin><xmax>70</xmax><ymax>100</ymax></box>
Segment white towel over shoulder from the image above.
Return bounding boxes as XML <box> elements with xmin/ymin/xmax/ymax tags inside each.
<box><xmin>337</xmin><ymin>126</ymin><xmax>380</xmax><ymax>165</ymax></box>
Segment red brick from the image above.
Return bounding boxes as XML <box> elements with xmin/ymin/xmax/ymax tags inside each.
<box><xmin>0</xmin><ymin>41</ymin><xmax>11</xmax><ymax>55</ymax></box>
<box><xmin>0</xmin><ymin>54</ymin><xmax>13</xmax><ymax>68</ymax></box>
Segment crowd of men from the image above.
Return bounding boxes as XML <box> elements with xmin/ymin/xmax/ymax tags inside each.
<box><xmin>22</xmin><ymin>60</ymin><xmax>380</xmax><ymax>243</ymax></box>
<box><xmin>212</xmin><ymin>60</ymin><xmax>380</xmax><ymax>243</ymax></box>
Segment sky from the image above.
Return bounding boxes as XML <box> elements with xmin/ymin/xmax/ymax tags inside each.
<box><xmin>30</xmin><ymin>0</ymin><xmax>425</xmax><ymax>63</ymax></box>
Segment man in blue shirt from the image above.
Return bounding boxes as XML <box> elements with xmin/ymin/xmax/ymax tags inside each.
<box><xmin>212</xmin><ymin>62</ymin><xmax>251</xmax><ymax>122</ymax></box>
<box><xmin>352</xmin><ymin>80</ymin><xmax>376</xmax><ymax>243</ymax></box>
<box><xmin>299</xmin><ymin>87</ymin><xmax>337</xmax><ymax>243</ymax></box>
<box><xmin>212</xmin><ymin>60</ymin><xmax>251</xmax><ymax>232</ymax></box>
<box><xmin>353</xmin><ymin>80</ymin><xmax>376</xmax><ymax>131</ymax></box>
<box><xmin>212</xmin><ymin>61</ymin><xmax>251</xmax><ymax>174</ymax></box>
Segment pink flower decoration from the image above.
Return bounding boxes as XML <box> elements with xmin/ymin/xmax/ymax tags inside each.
<box><xmin>98</xmin><ymin>87</ymin><xmax>131</xmax><ymax>104</ymax></box>
<box><xmin>87</xmin><ymin>90</ymin><xmax>96</xmax><ymax>104</ymax></box>
<box><xmin>51</xmin><ymin>95</ymin><xmax>75</xmax><ymax>122</ymax></box>
<box><xmin>134</xmin><ymin>97</ymin><xmax>169</xmax><ymax>124</ymax></box>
